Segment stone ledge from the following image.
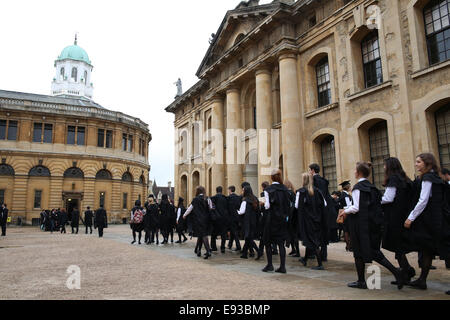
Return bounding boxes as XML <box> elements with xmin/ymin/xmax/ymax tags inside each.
<box><xmin>347</xmin><ymin>81</ymin><xmax>393</xmax><ymax>101</ymax></box>
<box><xmin>411</xmin><ymin>59</ymin><xmax>450</xmax><ymax>79</ymax></box>
<box><xmin>305</xmin><ymin>102</ymin><xmax>339</xmax><ymax>119</ymax></box>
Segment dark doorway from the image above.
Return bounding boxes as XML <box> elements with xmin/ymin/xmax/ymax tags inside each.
<box><xmin>66</xmin><ymin>198</ymin><xmax>79</xmax><ymax>222</ymax></box>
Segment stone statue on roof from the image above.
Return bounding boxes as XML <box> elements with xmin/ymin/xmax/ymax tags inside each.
<box><xmin>174</xmin><ymin>78</ymin><xmax>182</xmax><ymax>98</ymax></box>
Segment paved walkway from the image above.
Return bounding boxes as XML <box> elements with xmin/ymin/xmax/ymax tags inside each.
<box><xmin>0</xmin><ymin>225</ymin><xmax>449</xmax><ymax>300</ymax></box>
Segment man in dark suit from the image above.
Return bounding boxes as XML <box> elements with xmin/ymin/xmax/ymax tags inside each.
<box><xmin>227</xmin><ymin>186</ymin><xmax>242</xmax><ymax>251</ymax></box>
<box><xmin>1</xmin><ymin>203</ymin><xmax>8</xmax><ymax>236</ymax></box>
<box><xmin>83</xmin><ymin>206</ymin><xmax>94</xmax><ymax>234</ymax></box>
<box><xmin>94</xmin><ymin>205</ymin><xmax>108</xmax><ymax>238</ymax></box>
<box><xmin>71</xmin><ymin>208</ymin><xmax>80</xmax><ymax>234</ymax></box>
<box><xmin>309</xmin><ymin>163</ymin><xmax>334</xmax><ymax>262</ymax></box>
<box><xmin>211</xmin><ymin>186</ymin><xmax>229</xmax><ymax>254</ymax></box>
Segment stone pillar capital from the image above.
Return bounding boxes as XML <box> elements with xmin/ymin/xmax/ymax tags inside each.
<box><xmin>226</xmin><ymin>86</ymin><xmax>240</xmax><ymax>95</ymax></box>
<box><xmin>278</xmin><ymin>49</ymin><xmax>299</xmax><ymax>62</ymax></box>
<box><xmin>210</xmin><ymin>95</ymin><xmax>224</xmax><ymax>104</ymax></box>
<box><xmin>255</xmin><ymin>67</ymin><xmax>272</xmax><ymax>77</ymax></box>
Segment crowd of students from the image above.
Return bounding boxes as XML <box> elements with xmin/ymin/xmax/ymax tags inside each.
<box><xmin>132</xmin><ymin>153</ymin><xmax>449</xmax><ymax>294</ymax></box>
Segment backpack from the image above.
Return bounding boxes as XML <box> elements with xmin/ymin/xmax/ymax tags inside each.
<box><xmin>132</xmin><ymin>208</ymin><xmax>144</xmax><ymax>224</ymax></box>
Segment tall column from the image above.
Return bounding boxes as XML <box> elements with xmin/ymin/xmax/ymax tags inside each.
<box><xmin>255</xmin><ymin>68</ymin><xmax>273</xmax><ymax>193</ymax></box>
<box><xmin>111</xmin><ymin>180</ymin><xmax>121</xmax><ymax>223</ymax></box>
<box><xmin>279</xmin><ymin>51</ymin><xmax>303</xmax><ymax>188</ymax></box>
<box><xmin>49</xmin><ymin>176</ymin><xmax>64</xmax><ymax>210</ymax></box>
<box><xmin>210</xmin><ymin>97</ymin><xmax>225</xmax><ymax>190</ymax></box>
<box><xmin>226</xmin><ymin>88</ymin><xmax>243</xmax><ymax>193</ymax></box>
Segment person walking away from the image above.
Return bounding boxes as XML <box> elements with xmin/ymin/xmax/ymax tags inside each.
<box><xmin>130</xmin><ymin>200</ymin><xmax>145</xmax><ymax>244</ymax></box>
<box><xmin>227</xmin><ymin>186</ymin><xmax>242</xmax><ymax>252</ymax></box>
<box><xmin>296</xmin><ymin>173</ymin><xmax>326</xmax><ymax>270</ymax></box>
<box><xmin>95</xmin><ymin>205</ymin><xmax>108</xmax><ymax>238</ymax></box>
<box><xmin>183</xmin><ymin>186</ymin><xmax>213</xmax><ymax>259</ymax></box>
<box><xmin>338</xmin><ymin>162</ymin><xmax>405</xmax><ymax>290</ymax></box>
<box><xmin>83</xmin><ymin>207</ymin><xmax>93</xmax><ymax>234</ymax></box>
<box><xmin>339</xmin><ymin>181</ymin><xmax>353</xmax><ymax>251</ymax></box>
<box><xmin>237</xmin><ymin>186</ymin><xmax>260</xmax><ymax>259</ymax></box>
<box><xmin>146</xmin><ymin>195</ymin><xmax>160</xmax><ymax>244</ymax></box>
<box><xmin>0</xmin><ymin>204</ymin><xmax>8</xmax><ymax>236</ymax></box>
<box><xmin>261</xmin><ymin>169</ymin><xmax>290</xmax><ymax>274</ymax></box>
<box><xmin>71</xmin><ymin>208</ymin><xmax>80</xmax><ymax>234</ymax></box>
<box><xmin>175</xmin><ymin>197</ymin><xmax>188</xmax><ymax>243</ymax></box>
<box><xmin>59</xmin><ymin>209</ymin><xmax>68</xmax><ymax>234</ymax></box>
<box><xmin>159</xmin><ymin>194</ymin><xmax>174</xmax><ymax>244</ymax></box>
<box><xmin>285</xmin><ymin>180</ymin><xmax>300</xmax><ymax>257</ymax></box>
<box><xmin>211</xmin><ymin>187</ymin><xmax>229</xmax><ymax>253</ymax></box>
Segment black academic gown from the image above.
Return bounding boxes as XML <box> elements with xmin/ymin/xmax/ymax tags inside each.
<box><xmin>94</xmin><ymin>208</ymin><xmax>108</xmax><ymax>228</ymax></box>
<box><xmin>313</xmin><ymin>175</ymin><xmax>333</xmax><ymax>246</ymax></box>
<box><xmin>84</xmin><ymin>210</ymin><xmax>93</xmax><ymax>227</ymax></box>
<box><xmin>241</xmin><ymin>199</ymin><xmax>258</xmax><ymax>240</ymax></box>
<box><xmin>409</xmin><ymin>172</ymin><xmax>449</xmax><ymax>259</ymax></box>
<box><xmin>190</xmin><ymin>195</ymin><xmax>211</xmax><ymax>238</ymax></box>
<box><xmin>347</xmin><ymin>180</ymin><xmax>384</xmax><ymax>263</ymax></box>
<box><xmin>286</xmin><ymin>190</ymin><xmax>297</xmax><ymax>244</ymax></box>
<box><xmin>227</xmin><ymin>193</ymin><xmax>242</xmax><ymax>233</ymax></box>
<box><xmin>297</xmin><ymin>187</ymin><xmax>325</xmax><ymax>250</ymax></box>
<box><xmin>339</xmin><ymin>192</ymin><xmax>352</xmax><ymax>232</ymax></box>
<box><xmin>211</xmin><ymin>193</ymin><xmax>229</xmax><ymax>236</ymax></box>
<box><xmin>146</xmin><ymin>203</ymin><xmax>160</xmax><ymax>231</ymax></box>
<box><xmin>381</xmin><ymin>174</ymin><xmax>413</xmax><ymax>254</ymax></box>
<box><xmin>71</xmin><ymin>210</ymin><xmax>80</xmax><ymax>228</ymax></box>
<box><xmin>159</xmin><ymin>202</ymin><xmax>174</xmax><ymax>234</ymax></box>
<box><xmin>176</xmin><ymin>206</ymin><xmax>187</xmax><ymax>233</ymax></box>
<box><xmin>58</xmin><ymin>211</ymin><xmax>68</xmax><ymax>227</ymax></box>
<box><xmin>263</xmin><ymin>183</ymin><xmax>290</xmax><ymax>244</ymax></box>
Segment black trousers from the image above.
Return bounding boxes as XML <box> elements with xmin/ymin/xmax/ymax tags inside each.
<box><xmin>98</xmin><ymin>227</ymin><xmax>104</xmax><ymax>238</ymax></box>
<box><xmin>228</xmin><ymin>222</ymin><xmax>241</xmax><ymax>250</ymax></box>
<box><xmin>85</xmin><ymin>225</ymin><xmax>92</xmax><ymax>234</ymax></box>
<box><xmin>72</xmin><ymin>226</ymin><xmax>79</xmax><ymax>234</ymax></box>
<box><xmin>1</xmin><ymin>224</ymin><xmax>6</xmax><ymax>236</ymax></box>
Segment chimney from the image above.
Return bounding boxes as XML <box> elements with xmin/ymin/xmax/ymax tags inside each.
<box><xmin>168</xmin><ymin>181</ymin><xmax>172</xmax><ymax>190</ymax></box>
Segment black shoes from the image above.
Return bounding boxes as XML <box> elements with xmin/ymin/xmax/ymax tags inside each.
<box><xmin>262</xmin><ymin>265</ymin><xmax>274</xmax><ymax>272</ymax></box>
<box><xmin>312</xmin><ymin>266</ymin><xmax>325</xmax><ymax>271</ymax></box>
<box><xmin>183</xmin><ymin>238</ymin><xmax>188</xmax><ymax>243</ymax></box>
<box><xmin>275</xmin><ymin>267</ymin><xmax>287</xmax><ymax>274</ymax></box>
<box><xmin>221</xmin><ymin>248</ymin><xmax>226</xmax><ymax>254</ymax></box>
<box><xmin>255</xmin><ymin>253</ymin><xmax>263</xmax><ymax>261</ymax></box>
<box><xmin>240</xmin><ymin>255</ymin><xmax>248</xmax><ymax>259</ymax></box>
<box><xmin>204</xmin><ymin>252</ymin><xmax>212</xmax><ymax>260</ymax></box>
<box><xmin>299</xmin><ymin>257</ymin><xmax>307</xmax><ymax>267</ymax></box>
<box><xmin>175</xmin><ymin>240</ymin><xmax>181</xmax><ymax>244</ymax></box>
<box><xmin>347</xmin><ymin>281</ymin><xmax>368</xmax><ymax>289</ymax></box>
<box><xmin>131</xmin><ymin>240</ymin><xmax>136</xmax><ymax>244</ymax></box>
<box><xmin>408</xmin><ymin>279</ymin><xmax>427</xmax><ymax>290</ymax></box>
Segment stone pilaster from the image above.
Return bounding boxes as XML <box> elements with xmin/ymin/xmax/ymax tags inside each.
<box><xmin>83</xmin><ymin>178</ymin><xmax>95</xmax><ymax>210</ymax></box>
<box><xmin>111</xmin><ymin>180</ymin><xmax>122</xmax><ymax>223</ymax></box>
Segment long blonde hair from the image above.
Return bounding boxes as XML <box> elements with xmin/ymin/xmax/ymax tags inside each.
<box><xmin>302</xmin><ymin>173</ymin><xmax>314</xmax><ymax>196</ymax></box>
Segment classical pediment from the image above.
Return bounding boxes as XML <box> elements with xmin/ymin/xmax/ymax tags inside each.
<box><xmin>196</xmin><ymin>0</ymin><xmax>282</xmax><ymax>77</ymax></box>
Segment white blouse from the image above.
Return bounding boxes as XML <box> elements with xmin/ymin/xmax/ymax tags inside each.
<box><xmin>295</xmin><ymin>190</ymin><xmax>328</xmax><ymax>209</ymax></box>
<box><xmin>237</xmin><ymin>201</ymin><xmax>247</xmax><ymax>215</ymax></box>
<box><xmin>182</xmin><ymin>195</ymin><xmax>213</xmax><ymax>218</ymax></box>
<box><xmin>176</xmin><ymin>208</ymin><xmax>182</xmax><ymax>222</ymax></box>
<box><xmin>408</xmin><ymin>181</ymin><xmax>432</xmax><ymax>222</ymax></box>
<box><xmin>344</xmin><ymin>178</ymin><xmax>367</xmax><ymax>214</ymax></box>
<box><xmin>381</xmin><ymin>187</ymin><xmax>397</xmax><ymax>205</ymax></box>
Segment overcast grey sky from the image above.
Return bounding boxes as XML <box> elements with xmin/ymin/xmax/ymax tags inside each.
<box><xmin>0</xmin><ymin>0</ymin><xmax>272</xmax><ymax>186</ymax></box>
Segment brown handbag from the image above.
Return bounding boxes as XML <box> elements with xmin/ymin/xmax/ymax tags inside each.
<box><xmin>337</xmin><ymin>212</ymin><xmax>347</xmax><ymax>224</ymax></box>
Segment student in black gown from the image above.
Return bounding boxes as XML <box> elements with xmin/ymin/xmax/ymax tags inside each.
<box><xmin>296</xmin><ymin>172</ymin><xmax>326</xmax><ymax>270</ymax></box>
<box><xmin>256</xmin><ymin>181</ymin><xmax>270</xmax><ymax>261</ymax></box>
<box><xmin>331</xmin><ymin>191</ymin><xmax>342</xmax><ymax>241</ymax></box>
<box><xmin>285</xmin><ymin>180</ymin><xmax>300</xmax><ymax>258</ymax></box>
<box><xmin>94</xmin><ymin>205</ymin><xmax>108</xmax><ymax>238</ymax></box>
<box><xmin>404</xmin><ymin>153</ymin><xmax>450</xmax><ymax>290</ymax></box>
<box><xmin>237</xmin><ymin>186</ymin><xmax>260</xmax><ymax>259</ymax></box>
<box><xmin>71</xmin><ymin>208</ymin><xmax>80</xmax><ymax>234</ymax></box>
<box><xmin>146</xmin><ymin>195</ymin><xmax>160</xmax><ymax>244</ymax></box>
<box><xmin>175</xmin><ymin>197</ymin><xmax>188</xmax><ymax>243</ymax></box>
<box><xmin>83</xmin><ymin>207</ymin><xmax>93</xmax><ymax>234</ymax></box>
<box><xmin>339</xmin><ymin>181</ymin><xmax>353</xmax><ymax>251</ymax></box>
<box><xmin>211</xmin><ymin>187</ymin><xmax>229</xmax><ymax>253</ymax></box>
<box><xmin>380</xmin><ymin>157</ymin><xmax>416</xmax><ymax>284</ymax></box>
<box><xmin>261</xmin><ymin>169</ymin><xmax>290</xmax><ymax>274</ymax></box>
<box><xmin>159</xmin><ymin>194</ymin><xmax>174</xmax><ymax>244</ymax></box>
<box><xmin>59</xmin><ymin>209</ymin><xmax>68</xmax><ymax>234</ymax></box>
<box><xmin>338</xmin><ymin>162</ymin><xmax>405</xmax><ymax>290</ymax></box>
<box><xmin>183</xmin><ymin>186</ymin><xmax>213</xmax><ymax>259</ymax></box>
<box><xmin>309</xmin><ymin>164</ymin><xmax>333</xmax><ymax>262</ymax></box>
<box><xmin>227</xmin><ymin>186</ymin><xmax>242</xmax><ymax>252</ymax></box>
<box><xmin>130</xmin><ymin>200</ymin><xmax>145</xmax><ymax>245</ymax></box>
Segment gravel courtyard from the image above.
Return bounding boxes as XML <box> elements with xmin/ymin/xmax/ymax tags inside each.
<box><xmin>0</xmin><ymin>225</ymin><xmax>449</xmax><ymax>300</ymax></box>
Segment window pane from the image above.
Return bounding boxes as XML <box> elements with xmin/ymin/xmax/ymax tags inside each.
<box><xmin>0</xmin><ymin>189</ymin><xmax>4</xmax><ymax>204</ymax></box>
<box><xmin>321</xmin><ymin>136</ymin><xmax>337</xmax><ymax>194</ymax></box>
<box><xmin>7</xmin><ymin>121</ymin><xmax>17</xmax><ymax>141</ymax></box>
<box><xmin>0</xmin><ymin>120</ymin><xmax>6</xmax><ymax>140</ymax></box>
<box><xmin>436</xmin><ymin>104</ymin><xmax>450</xmax><ymax>170</ymax></box>
<box><xmin>77</xmin><ymin>127</ymin><xmax>85</xmax><ymax>146</ymax></box>
<box><xmin>67</xmin><ymin>126</ymin><xmax>76</xmax><ymax>145</ymax></box>
<box><xmin>122</xmin><ymin>134</ymin><xmax>127</xmax><ymax>151</ymax></box>
<box><xmin>106</xmin><ymin>130</ymin><xmax>112</xmax><ymax>148</ymax></box>
<box><xmin>99</xmin><ymin>192</ymin><xmax>105</xmax><ymax>208</ymax></box>
<box><xmin>43</xmin><ymin>124</ymin><xmax>53</xmax><ymax>143</ymax></box>
<box><xmin>123</xmin><ymin>193</ymin><xmax>128</xmax><ymax>209</ymax></box>
<box><xmin>33</xmin><ymin>123</ymin><xmax>42</xmax><ymax>142</ymax></box>
<box><xmin>128</xmin><ymin>135</ymin><xmax>133</xmax><ymax>152</ymax></box>
<box><xmin>97</xmin><ymin>129</ymin><xmax>104</xmax><ymax>147</ymax></box>
<box><xmin>34</xmin><ymin>190</ymin><xmax>42</xmax><ymax>209</ymax></box>
<box><xmin>369</xmin><ymin>121</ymin><xmax>390</xmax><ymax>190</ymax></box>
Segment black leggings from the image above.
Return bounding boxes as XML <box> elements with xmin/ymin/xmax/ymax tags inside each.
<box><xmin>265</xmin><ymin>240</ymin><xmax>286</xmax><ymax>269</ymax></box>
<box><xmin>303</xmin><ymin>247</ymin><xmax>323</xmax><ymax>267</ymax></box>
<box><xmin>133</xmin><ymin>230</ymin><xmax>142</xmax><ymax>242</ymax></box>
<box><xmin>242</xmin><ymin>238</ymin><xmax>258</xmax><ymax>256</ymax></box>
<box><xmin>354</xmin><ymin>250</ymin><xmax>399</xmax><ymax>283</ymax></box>
<box><xmin>195</xmin><ymin>236</ymin><xmax>211</xmax><ymax>254</ymax></box>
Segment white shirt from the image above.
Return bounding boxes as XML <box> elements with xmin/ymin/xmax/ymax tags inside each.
<box><xmin>182</xmin><ymin>195</ymin><xmax>213</xmax><ymax>218</ymax></box>
<box><xmin>176</xmin><ymin>208</ymin><xmax>182</xmax><ymax>222</ymax></box>
<box><xmin>381</xmin><ymin>187</ymin><xmax>397</xmax><ymax>205</ymax></box>
<box><xmin>295</xmin><ymin>190</ymin><xmax>328</xmax><ymax>209</ymax></box>
<box><xmin>408</xmin><ymin>181</ymin><xmax>432</xmax><ymax>222</ymax></box>
<box><xmin>344</xmin><ymin>178</ymin><xmax>367</xmax><ymax>214</ymax></box>
<box><xmin>343</xmin><ymin>191</ymin><xmax>352</xmax><ymax>208</ymax></box>
<box><xmin>237</xmin><ymin>201</ymin><xmax>247</xmax><ymax>215</ymax></box>
<box><xmin>263</xmin><ymin>182</ymin><xmax>280</xmax><ymax>210</ymax></box>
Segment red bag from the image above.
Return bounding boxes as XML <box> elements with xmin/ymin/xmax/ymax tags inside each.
<box><xmin>131</xmin><ymin>209</ymin><xmax>144</xmax><ymax>224</ymax></box>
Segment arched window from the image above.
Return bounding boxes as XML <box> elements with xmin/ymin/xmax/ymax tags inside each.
<box><xmin>435</xmin><ymin>104</ymin><xmax>450</xmax><ymax>169</ymax></box>
<box><xmin>122</xmin><ymin>172</ymin><xmax>133</xmax><ymax>182</ymax></box>
<box><xmin>424</xmin><ymin>0</ymin><xmax>450</xmax><ymax>65</ymax></box>
<box><xmin>64</xmin><ymin>167</ymin><xmax>84</xmax><ymax>179</ymax></box>
<box><xmin>84</xmin><ymin>70</ymin><xmax>88</xmax><ymax>84</ymax></box>
<box><xmin>369</xmin><ymin>121</ymin><xmax>390</xmax><ymax>190</ymax></box>
<box><xmin>321</xmin><ymin>136</ymin><xmax>337</xmax><ymax>194</ymax></box>
<box><xmin>139</xmin><ymin>175</ymin><xmax>145</xmax><ymax>185</ymax></box>
<box><xmin>316</xmin><ymin>57</ymin><xmax>331</xmax><ymax>107</ymax></box>
<box><xmin>362</xmin><ymin>31</ymin><xmax>383</xmax><ymax>88</ymax></box>
<box><xmin>29</xmin><ymin>165</ymin><xmax>51</xmax><ymax>177</ymax></box>
<box><xmin>0</xmin><ymin>164</ymin><xmax>14</xmax><ymax>176</ymax></box>
<box><xmin>95</xmin><ymin>169</ymin><xmax>112</xmax><ymax>180</ymax></box>
<box><xmin>71</xmin><ymin>67</ymin><xmax>78</xmax><ymax>82</ymax></box>
<box><xmin>60</xmin><ymin>67</ymin><xmax>65</xmax><ymax>79</ymax></box>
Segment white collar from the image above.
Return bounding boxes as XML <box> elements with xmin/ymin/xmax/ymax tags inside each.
<box><xmin>358</xmin><ymin>178</ymin><xmax>367</xmax><ymax>182</ymax></box>
<box><xmin>272</xmin><ymin>182</ymin><xmax>280</xmax><ymax>185</ymax></box>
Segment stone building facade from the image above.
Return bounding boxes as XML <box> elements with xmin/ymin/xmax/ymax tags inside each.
<box><xmin>166</xmin><ymin>0</ymin><xmax>450</xmax><ymax>203</ymax></box>
<box><xmin>0</xmin><ymin>40</ymin><xmax>151</xmax><ymax>225</ymax></box>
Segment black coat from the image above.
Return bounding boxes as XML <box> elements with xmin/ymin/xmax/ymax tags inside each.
<box><xmin>211</xmin><ymin>193</ymin><xmax>229</xmax><ymax>235</ymax></box>
<box><xmin>409</xmin><ymin>172</ymin><xmax>449</xmax><ymax>259</ymax></box>
<box><xmin>190</xmin><ymin>195</ymin><xmax>211</xmax><ymax>238</ymax></box>
<box><xmin>381</xmin><ymin>174</ymin><xmax>414</xmax><ymax>254</ymax></box>
<box><xmin>84</xmin><ymin>210</ymin><xmax>93</xmax><ymax>227</ymax></box>
<box><xmin>58</xmin><ymin>211</ymin><xmax>68</xmax><ymax>226</ymax></box>
<box><xmin>0</xmin><ymin>208</ymin><xmax>8</xmax><ymax>226</ymax></box>
<box><xmin>159</xmin><ymin>202</ymin><xmax>175</xmax><ymax>231</ymax></box>
<box><xmin>286</xmin><ymin>190</ymin><xmax>298</xmax><ymax>243</ymax></box>
<box><xmin>241</xmin><ymin>198</ymin><xmax>259</xmax><ymax>239</ymax></box>
<box><xmin>94</xmin><ymin>208</ymin><xmax>108</xmax><ymax>228</ymax></box>
<box><xmin>71</xmin><ymin>210</ymin><xmax>80</xmax><ymax>228</ymax></box>
<box><xmin>227</xmin><ymin>193</ymin><xmax>241</xmax><ymax>226</ymax></box>
<box><xmin>297</xmin><ymin>187</ymin><xmax>325</xmax><ymax>250</ymax></box>
<box><xmin>263</xmin><ymin>183</ymin><xmax>290</xmax><ymax>244</ymax></box>
<box><xmin>348</xmin><ymin>180</ymin><xmax>384</xmax><ymax>263</ymax></box>
<box><xmin>176</xmin><ymin>206</ymin><xmax>187</xmax><ymax>233</ymax></box>
<box><xmin>145</xmin><ymin>203</ymin><xmax>160</xmax><ymax>230</ymax></box>
<box><xmin>313</xmin><ymin>175</ymin><xmax>334</xmax><ymax>244</ymax></box>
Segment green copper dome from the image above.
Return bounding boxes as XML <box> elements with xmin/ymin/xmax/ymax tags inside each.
<box><xmin>56</xmin><ymin>43</ymin><xmax>91</xmax><ymax>65</ymax></box>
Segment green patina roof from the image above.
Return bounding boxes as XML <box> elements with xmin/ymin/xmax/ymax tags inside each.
<box><xmin>56</xmin><ymin>44</ymin><xmax>91</xmax><ymax>65</ymax></box>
